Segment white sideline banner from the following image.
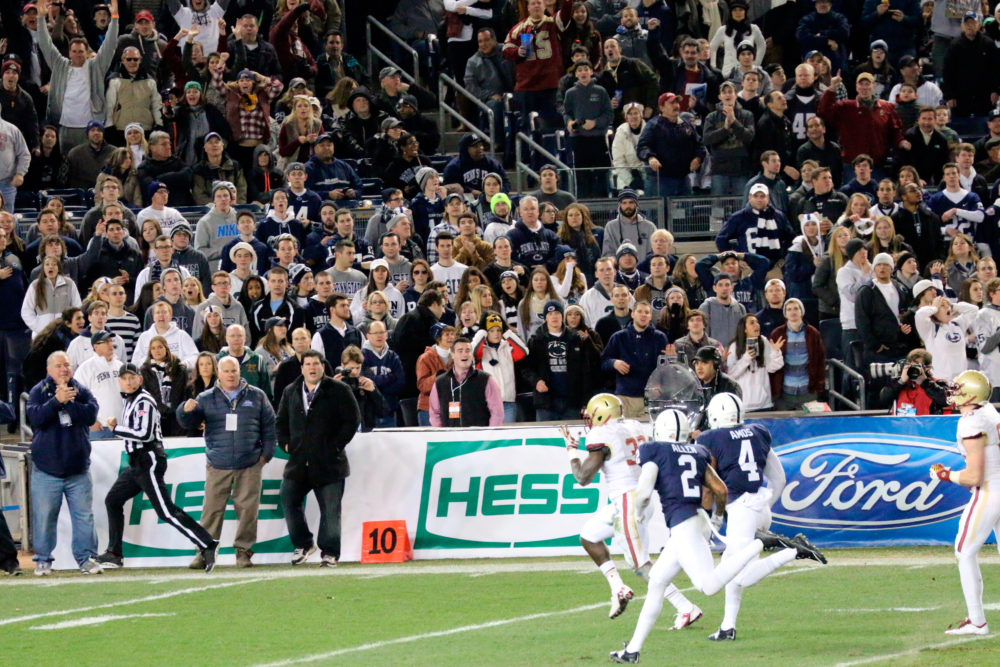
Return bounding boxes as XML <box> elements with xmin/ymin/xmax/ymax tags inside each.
<box><xmin>50</xmin><ymin>426</ymin><xmax>661</xmax><ymax>569</ymax></box>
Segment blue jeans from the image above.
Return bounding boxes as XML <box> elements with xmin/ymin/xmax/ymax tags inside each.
<box><xmin>503</xmin><ymin>402</ymin><xmax>517</xmax><ymax>423</ymax></box>
<box><xmin>647</xmin><ymin>170</ymin><xmax>691</xmax><ymax>197</ymax></box>
<box><xmin>417</xmin><ymin>410</ymin><xmax>431</xmax><ymax>426</ymax></box>
<box><xmin>0</xmin><ymin>182</ymin><xmax>15</xmax><ymax>214</ymax></box>
<box><xmin>31</xmin><ymin>467</ymin><xmax>97</xmax><ymax>566</ymax></box>
<box><xmin>710</xmin><ymin>175</ymin><xmax>746</xmax><ymax>196</ymax></box>
<box><xmin>89</xmin><ymin>426</ymin><xmax>116</xmax><ymax>440</ymax></box>
<box><xmin>280</xmin><ymin>477</ymin><xmax>346</xmax><ymax>559</ymax></box>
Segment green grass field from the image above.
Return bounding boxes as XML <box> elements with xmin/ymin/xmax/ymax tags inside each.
<box><xmin>1</xmin><ymin>547</ymin><xmax>999</xmax><ymax>666</ymax></box>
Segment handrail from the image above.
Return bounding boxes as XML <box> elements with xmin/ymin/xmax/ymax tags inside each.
<box><xmin>366</xmin><ymin>16</ymin><xmax>420</xmax><ymax>86</ymax></box>
<box><xmin>19</xmin><ymin>392</ymin><xmax>31</xmax><ymax>441</ymax></box>
<box><xmin>438</xmin><ymin>73</ymin><xmax>496</xmax><ymax>154</ymax></box>
<box><xmin>514</xmin><ymin>131</ymin><xmax>577</xmax><ymax>195</ymax></box>
<box><xmin>826</xmin><ymin>360</ymin><xmax>866</xmax><ymax>411</ymax></box>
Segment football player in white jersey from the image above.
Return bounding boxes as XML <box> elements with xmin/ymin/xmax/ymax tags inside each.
<box><xmin>563</xmin><ymin>394</ymin><xmax>702</xmax><ymax>627</ymax></box>
<box><xmin>930</xmin><ymin>370</ymin><xmax>1000</xmax><ymax>635</ymax></box>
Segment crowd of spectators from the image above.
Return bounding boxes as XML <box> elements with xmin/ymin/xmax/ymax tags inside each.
<box><xmin>2</xmin><ymin>0</ymin><xmax>1000</xmax><ymax>431</ymax></box>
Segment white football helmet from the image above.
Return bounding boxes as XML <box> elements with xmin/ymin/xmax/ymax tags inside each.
<box><xmin>653</xmin><ymin>409</ymin><xmax>691</xmax><ymax>443</ymax></box>
<box><xmin>706</xmin><ymin>393</ymin><xmax>744</xmax><ymax>429</ymax></box>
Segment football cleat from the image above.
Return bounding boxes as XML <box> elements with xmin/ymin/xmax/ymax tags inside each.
<box><xmin>755</xmin><ymin>528</ymin><xmax>794</xmax><ymax>551</ymax></box>
<box><xmin>609</xmin><ymin>585</ymin><xmax>634</xmax><ymax>619</ymax></box>
<box><xmin>792</xmin><ymin>534</ymin><xmax>827</xmax><ymax>564</ymax></box>
<box><xmin>609</xmin><ymin>642</ymin><xmax>639</xmax><ymax>664</ymax></box>
<box><xmin>671</xmin><ymin>605</ymin><xmax>703</xmax><ymax>630</ymax></box>
<box><xmin>945</xmin><ymin>618</ymin><xmax>989</xmax><ymax>635</ymax></box>
<box><xmin>708</xmin><ymin>627</ymin><xmax>737</xmax><ymax>641</ymax></box>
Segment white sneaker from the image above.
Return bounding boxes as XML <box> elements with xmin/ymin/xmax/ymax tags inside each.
<box><xmin>79</xmin><ymin>558</ymin><xmax>104</xmax><ymax>575</ymax></box>
<box><xmin>319</xmin><ymin>554</ymin><xmax>337</xmax><ymax>568</ymax></box>
<box><xmin>671</xmin><ymin>604</ymin><xmax>703</xmax><ymax>630</ymax></box>
<box><xmin>945</xmin><ymin>618</ymin><xmax>989</xmax><ymax>635</ymax></box>
<box><xmin>609</xmin><ymin>585</ymin><xmax>634</xmax><ymax>619</ymax></box>
<box><xmin>33</xmin><ymin>562</ymin><xmax>52</xmax><ymax>577</ymax></box>
<box><xmin>291</xmin><ymin>545</ymin><xmax>317</xmax><ymax>565</ymax></box>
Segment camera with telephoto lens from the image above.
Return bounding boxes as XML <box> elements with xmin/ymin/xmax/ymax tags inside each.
<box><xmin>335</xmin><ymin>366</ymin><xmax>359</xmax><ymax>388</ymax></box>
<box><xmin>870</xmin><ymin>360</ymin><xmax>923</xmax><ymax>380</ymax></box>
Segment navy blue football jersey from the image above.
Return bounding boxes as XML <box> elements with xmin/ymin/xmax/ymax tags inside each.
<box><xmin>639</xmin><ymin>441</ymin><xmax>711</xmax><ymax>528</ymax></box>
<box><xmin>697</xmin><ymin>422</ymin><xmax>771</xmax><ymax>502</ymax></box>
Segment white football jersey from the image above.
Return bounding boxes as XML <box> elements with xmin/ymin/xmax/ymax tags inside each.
<box><xmin>957</xmin><ymin>402</ymin><xmax>1000</xmax><ymax>483</ymax></box>
<box><xmin>587</xmin><ymin>419</ymin><xmax>648</xmax><ymax>497</ymax></box>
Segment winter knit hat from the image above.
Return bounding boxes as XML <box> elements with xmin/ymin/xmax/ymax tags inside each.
<box><xmin>415</xmin><ymin>167</ymin><xmax>438</xmax><ymax>191</ymax></box>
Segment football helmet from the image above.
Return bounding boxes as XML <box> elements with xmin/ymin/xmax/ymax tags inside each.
<box><xmin>653</xmin><ymin>408</ymin><xmax>691</xmax><ymax>443</ymax></box>
<box><xmin>948</xmin><ymin>370</ymin><xmax>992</xmax><ymax>408</ymax></box>
<box><xmin>706</xmin><ymin>393</ymin><xmax>744</xmax><ymax>429</ymax></box>
<box><xmin>584</xmin><ymin>393</ymin><xmax>623</xmax><ymax>428</ymax></box>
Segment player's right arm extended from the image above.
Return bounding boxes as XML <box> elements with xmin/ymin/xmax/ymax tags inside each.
<box><xmin>705</xmin><ymin>465</ymin><xmax>729</xmax><ymax>517</ymax></box>
<box><xmin>635</xmin><ymin>462</ymin><xmax>658</xmax><ymax>509</ymax></box>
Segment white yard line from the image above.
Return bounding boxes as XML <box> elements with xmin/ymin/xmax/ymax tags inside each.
<box><xmin>0</xmin><ymin>577</ymin><xmax>266</xmax><ymax>627</ymax></box>
<box><xmin>30</xmin><ymin>613</ymin><xmax>176</xmax><ymax>631</ymax></box>
<box><xmin>833</xmin><ymin>635</ymin><xmax>993</xmax><ymax>666</ymax></box>
<box><xmin>823</xmin><ymin>606</ymin><xmax>941</xmax><ymax>613</ymax></box>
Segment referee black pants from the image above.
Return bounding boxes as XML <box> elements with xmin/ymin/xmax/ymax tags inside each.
<box><xmin>0</xmin><ymin>511</ymin><xmax>17</xmax><ymax>566</ymax></box>
<box><xmin>105</xmin><ymin>450</ymin><xmax>215</xmax><ymax>557</ymax></box>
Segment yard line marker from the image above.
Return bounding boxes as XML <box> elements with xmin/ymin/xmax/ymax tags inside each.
<box><xmin>833</xmin><ymin>635</ymin><xmax>993</xmax><ymax>666</ymax></box>
<box><xmin>0</xmin><ymin>577</ymin><xmax>266</xmax><ymax>627</ymax></box>
<box><xmin>823</xmin><ymin>606</ymin><xmax>941</xmax><ymax>613</ymax></box>
<box><xmin>30</xmin><ymin>613</ymin><xmax>175</xmax><ymax>630</ymax></box>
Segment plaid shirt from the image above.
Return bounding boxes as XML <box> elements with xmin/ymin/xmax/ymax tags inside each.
<box><xmin>212</xmin><ymin>70</ymin><xmax>283</xmax><ymax>142</ymax></box>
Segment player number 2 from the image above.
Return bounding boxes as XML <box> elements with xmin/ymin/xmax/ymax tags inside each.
<box><xmin>739</xmin><ymin>439</ymin><xmax>760</xmax><ymax>482</ymax></box>
<box><xmin>678</xmin><ymin>454</ymin><xmax>700</xmax><ymax>498</ymax></box>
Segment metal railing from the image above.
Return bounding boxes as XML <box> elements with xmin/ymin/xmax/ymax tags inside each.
<box><xmin>438</xmin><ymin>73</ymin><xmax>495</xmax><ymax>154</ymax></box>
<box><xmin>366</xmin><ymin>16</ymin><xmax>420</xmax><ymax>86</ymax></box>
<box><xmin>19</xmin><ymin>392</ymin><xmax>31</xmax><ymax>441</ymax></box>
<box><xmin>514</xmin><ymin>131</ymin><xmax>577</xmax><ymax>196</ymax></box>
<box><xmin>826</xmin><ymin>360</ymin><xmax>866</xmax><ymax>411</ymax></box>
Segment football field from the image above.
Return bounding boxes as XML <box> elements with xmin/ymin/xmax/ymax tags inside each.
<box><xmin>1</xmin><ymin>547</ymin><xmax>999</xmax><ymax>666</ymax></box>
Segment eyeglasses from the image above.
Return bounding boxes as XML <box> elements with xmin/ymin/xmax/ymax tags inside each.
<box><xmin>124</xmin><ymin>57</ymin><xmax>140</xmax><ymax>63</ymax></box>
<box><xmin>412</xmin><ymin>270</ymin><xmax>428</xmax><ymax>275</ymax></box>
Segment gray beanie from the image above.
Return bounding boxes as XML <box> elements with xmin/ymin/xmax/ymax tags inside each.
<box><xmin>415</xmin><ymin>167</ymin><xmax>438</xmax><ymax>191</ymax></box>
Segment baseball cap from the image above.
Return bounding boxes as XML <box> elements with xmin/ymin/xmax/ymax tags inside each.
<box><xmin>397</xmin><ymin>94</ymin><xmax>419</xmax><ymax>109</ymax></box>
<box><xmin>657</xmin><ymin>92</ymin><xmax>678</xmax><ymax>107</ymax></box>
<box><xmin>135</xmin><ymin>10</ymin><xmax>154</xmax><ymax>22</ymax></box>
<box><xmin>381</xmin><ymin>117</ymin><xmax>403</xmax><ymax>132</ymax></box>
<box><xmin>964</xmin><ymin>11</ymin><xmax>980</xmax><ymax>21</ymax></box>
<box><xmin>119</xmin><ymin>363</ymin><xmax>141</xmax><ymax>376</ymax></box>
<box><xmin>544</xmin><ymin>300</ymin><xmax>564</xmax><ymax>314</ymax></box>
<box><xmin>91</xmin><ymin>330</ymin><xmax>113</xmax><ymax>345</ymax></box>
<box><xmin>184</xmin><ymin>80</ymin><xmax>202</xmax><ymax>92</ymax></box>
<box><xmin>765</xmin><ymin>278</ymin><xmax>786</xmax><ymax>291</ymax></box>
<box><xmin>485</xmin><ymin>314</ymin><xmax>504</xmax><ymax>331</ymax></box>
<box><xmin>285</xmin><ymin>161</ymin><xmax>306</xmax><ymax>175</ymax></box>
<box><xmin>898</xmin><ymin>55</ymin><xmax>918</xmax><ymax>69</ymax></box>
<box><xmin>237</xmin><ymin>69</ymin><xmax>256</xmax><ymax>80</ymax></box>
<box><xmin>445</xmin><ymin>192</ymin><xmax>464</xmax><ymax>204</ymax></box>
<box><xmin>264</xmin><ymin>316</ymin><xmax>288</xmax><ymax>332</ymax></box>
<box><xmin>870</xmin><ymin>40</ymin><xmax>888</xmax><ymax>53</ymax></box>
<box><xmin>694</xmin><ymin>345</ymin><xmax>722</xmax><ymax>365</ymax></box>
<box><xmin>369</xmin><ymin>258</ymin><xmax>390</xmax><ymax>273</ymax></box>
<box><xmin>749</xmin><ymin>183</ymin><xmax>769</xmax><ymax>196</ymax></box>
<box><xmin>379</xmin><ymin>66</ymin><xmax>401</xmax><ymax>79</ymax></box>
<box><xmin>856</xmin><ymin>72</ymin><xmax>875</xmax><ymax>84</ymax></box>
<box><xmin>873</xmin><ymin>252</ymin><xmax>894</xmax><ymax>268</ymax></box>
<box><xmin>315</xmin><ymin>133</ymin><xmax>335</xmax><ymax>144</ymax></box>
<box><xmin>989</xmin><ymin>109</ymin><xmax>1000</xmax><ymax>122</ymax></box>
<box><xmin>203</xmin><ymin>305</ymin><xmax>224</xmax><ymax>316</ymax></box>
<box><xmin>466</xmin><ymin>133</ymin><xmax>488</xmax><ymax>147</ymax></box>
<box><xmin>430</xmin><ymin>322</ymin><xmax>450</xmax><ymax>340</ymax></box>
<box><xmin>22</xmin><ymin>4</ymin><xmax>38</xmax><ymax>14</ymax></box>
<box><xmin>288</xmin><ymin>77</ymin><xmax>307</xmax><ymax>89</ymax></box>
<box><xmin>204</xmin><ymin>131</ymin><xmax>224</xmax><ymax>143</ymax></box>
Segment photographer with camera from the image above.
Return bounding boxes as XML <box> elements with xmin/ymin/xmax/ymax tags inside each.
<box><xmin>878</xmin><ymin>349</ymin><xmax>949</xmax><ymax>416</ymax></box>
<box><xmin>334</xmin><ymin>346</ymin><xmax>386</xmax><ymax>433</ymax></box>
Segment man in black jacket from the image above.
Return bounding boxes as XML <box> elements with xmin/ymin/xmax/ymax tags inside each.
<box><xmin>389</xmin><ymin>289</ymin><xmax>445</xmax><ymax>422</ymax></box>
<box><xmin>87</xmin><ymin>218</ymin><xmax>143</xmax><ymax>293</ymax></box>
<box><xmin>227</xmin><ymin>14</ymin><xmax>281</xmax><ymax>80</ymax></box>
<box><xmin>277</xmin><ymin>350</ymin><xmax>361</xmax><ymax>567</ymax></box>
<box><xmin>899</xmin><ymin>107</ymin><xmax>950</xmax><ymax>185</ymax></box>
<box><xmin>892</xmin><ymin>182</ymin><xmax>943</xmax><ymax>267</ymax></box>
<box><xmin>0</xmin><ymin>60</ymin><xmax>39</xmax><ymax>151</ymax></box>
<box><xmin>138</xmin><ymin>132</ymin><xmax>194</xmax><ymax>206</ymax></box>
<box><xmin>856</xmin><ymin>253</ymin><xmax>912</xmax><ymax>367</ymax></box>
<box><xmin>522</xmin><ymin>303</ymin><xmax>589</xmax><ymax>421</ymax></box>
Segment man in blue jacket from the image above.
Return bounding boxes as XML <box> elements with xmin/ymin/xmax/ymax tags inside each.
<box><xmin>305</xmin><ymin>134</ymin><xmax>362</xmax><ymax>206</ymax></box>
<box><xmin>26</xmin><ymin>351</ymin><xmax>101</xmax><ymax>575</ymax></box>
<box><xmin>600</xmin><ymin>301</ymin><xmax>668</xmax><ymax>419</ymax></box>
<box><xmin>715</xmin><ymin>183</ymin><xmax>795</xmax><ymax>270</ymax></box>
<box><xmin>442</xmin><ymin>133</ymin><xmax>508</xmax><ymax>196</ymax></box>
<box><xmin>178</xmin><ymin>355</ymin><xmax>276</xmax><ymax>569</ymax></box>
<box><xmin>506</xmin><ymin>196</ymin><xmax>561</xmax><ymax>271</ymax></box>
<box><xmin>636</xmin><ymin>92</ymin><xmax>706</xmax><ymax>197</ymax></box>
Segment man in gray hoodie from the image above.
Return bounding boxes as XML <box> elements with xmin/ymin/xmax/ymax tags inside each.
<box><xmin>601</xmin><ymin>190</ymin><xmax>657</xmax><ymax>257</ymax></box>
<box><xmin>195</xmin><ymin>182</ymin><xmax>240</xmax><ymax>270</ymax></box>
<box><xmin>0</xmin><ymin>117</ymin><xmax>30</xmax><ymax>214</ymax></box>
<box><xmin>36</xmin><ymin>0</ymin><xmax>120</xmax><ymax>149</ymax></box>
<box><xmin>193</xmin><ymin>271</ymin><xmax>250</xmax><ymax>339</ymax></box>
<box><xmin>564</xmin><ymin>61</ymin><xmax>614</xmax><ymax>198</ymax></box>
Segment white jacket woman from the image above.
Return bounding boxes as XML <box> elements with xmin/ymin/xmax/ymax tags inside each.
<box><xmin>915</xmin><ymin>297</ymin><xmax>979</xmax><ymax>382</ymax></box>
<box><xmin>708</xmin><ymin>13</ymin><xmax>766</xmax><ymax>77</ymax></box>
<box><xmin>21</xmin><ymin>258</ymin><xmax>82</xmax><ymax>336</ymax></box>
<box><xmin>611</xmin><ymin>105</ymin><xmax>646</xmax><ymax>191</ymax></box>
<box><xmin>471</xmin><ymin>323</ymin><xmax>528</xmax><ymax>414</ymax></box>
<box><xmin>727</xmin><ymin>334</ymin><xmax>784</xmax><ymax>411</ymax></box>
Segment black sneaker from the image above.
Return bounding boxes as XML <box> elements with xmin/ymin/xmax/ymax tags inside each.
<box><xmin>792</xmin><ymin>534</ymin><xmax>827</xmax><ymax>564</ymax></box>
<box><xmin>609</xmin><ymin>642</ymin><xmax>639</xmax><ymax>663</ymax></box>
<box><xmin>95</xmin><ymin>551</ymin><xmax>123</xmax><ymax>569</ymax></box>
<box><xmin>755</xmin><ymin>528</ymin><xmax>794</xmax><ymax>551</ymax></box>
<box><xmin>708</xmin><ymin>627</ymin><xmax>736</xmax><ymax>641</ymax></box>
<box><xmin>1</xmin><ymin>560</ymin><xmax>21</xmax><ymax>576</ymax></box>
<box><xmin>202</xmin><ymin>542</ymin><xmax>219</xmax><ymax>573</ymax></box>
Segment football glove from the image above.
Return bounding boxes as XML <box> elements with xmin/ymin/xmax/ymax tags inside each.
<box><xmin>930</xmin><ymin>463</ymin><xmax>951</xmax><ymax>482</ymax></box>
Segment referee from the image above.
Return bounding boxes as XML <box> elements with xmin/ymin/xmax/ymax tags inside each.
<box><xmin>95</xmin><ymin>364</ymin><xmax>219</xmax><ymax>572</ymax></box>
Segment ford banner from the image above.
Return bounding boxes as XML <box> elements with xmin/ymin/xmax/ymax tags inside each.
<box><xmin>760</xmin><ymin>415</ymin><xmax>972</xmax><ymax>548</ymax></box>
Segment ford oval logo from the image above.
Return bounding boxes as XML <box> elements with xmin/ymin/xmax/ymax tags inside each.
<box><xmin>772</xmin><ymin>434</ymin><xmax>969</xmax><ymax>530</ymax></box>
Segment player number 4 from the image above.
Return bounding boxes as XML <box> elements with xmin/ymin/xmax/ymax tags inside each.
<box><xmin>739</xmin><ymin>439</ymin><xmax>760</xmax><ymax>482</ymax></box>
